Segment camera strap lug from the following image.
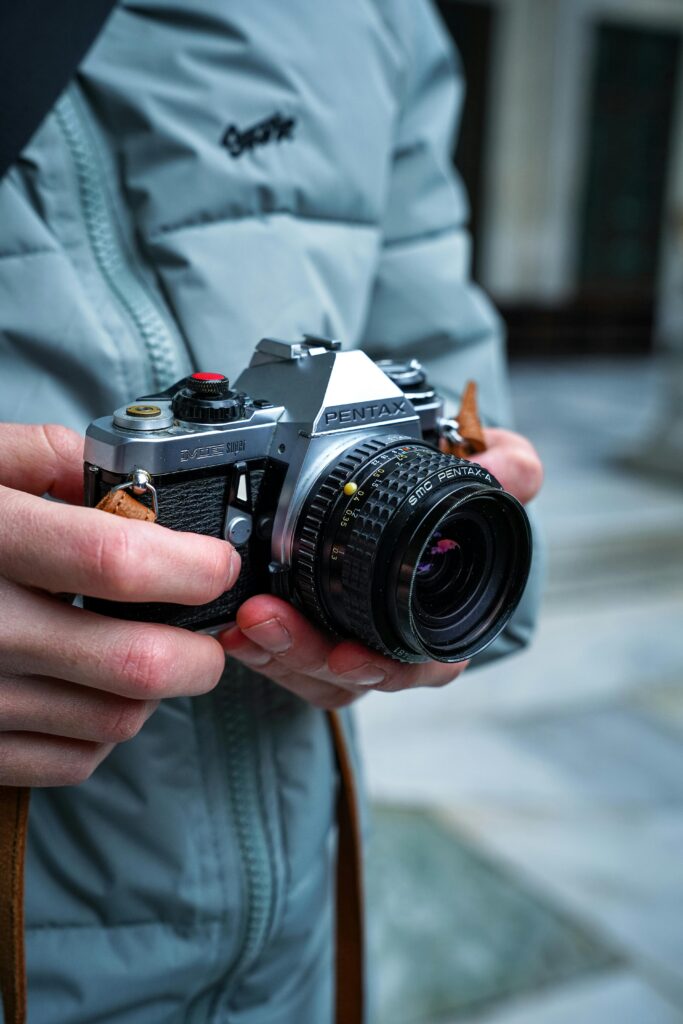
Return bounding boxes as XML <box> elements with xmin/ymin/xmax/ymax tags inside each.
<box><xmin>106</xmin><ymin>468</ymin><xmax>159</xmax><ymax>518</ymax></box>
<box><xmin>438</xmin><ymin>380</ymin><xmax>487</xmax><ymax>458</ymax></box>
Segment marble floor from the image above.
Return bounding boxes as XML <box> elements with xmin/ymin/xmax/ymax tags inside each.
<box><xmin>359</xmin><ymin>358</ymin><xmax>683</xmax><ymax>1023</ymax></box>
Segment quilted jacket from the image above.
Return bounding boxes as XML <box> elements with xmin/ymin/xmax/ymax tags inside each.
<box><xmin>0</xmin><ymin>1</ymin><xmax>541</xmax><ymax>1020</ymax></box>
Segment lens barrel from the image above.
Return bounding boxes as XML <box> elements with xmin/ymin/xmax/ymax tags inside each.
<box><xmin>293</xmin><ymin>437</ymin><xmax>532</xmax><ymax>663</ymax></box>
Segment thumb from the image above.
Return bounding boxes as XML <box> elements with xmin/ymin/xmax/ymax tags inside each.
<box><xmin>0</xmin><ymin>423</ymin><xmax>85</xmax><ymax>504</ymax></box>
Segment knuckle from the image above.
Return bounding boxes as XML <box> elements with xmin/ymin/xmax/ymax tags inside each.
<box><xmin>100</xmin><ymin>699</ymin><xmax>147</xmax><ymax>743</ymax></box>
<box><xmin>86</xmin><ymin>522</ymin><xmax>135</xmax><ymax>597</ymax></box>
<box><xmin>40</xmin><ymin>423</ymin><xmax>80</xmax><ymax>461</ymax></box>
<box><xmin>59</xmin><ymin>748</ymin><xmax>101</xmax><ymax>786</ymax></box>
<box><xmin>117</xmin><ymin>629</ymin><xmax>172</xmax><ymax>696</ymax></box>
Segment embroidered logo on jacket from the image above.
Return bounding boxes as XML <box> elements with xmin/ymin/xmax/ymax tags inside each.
<box><xmin>221</xmin><ymin>112</ymin><xmax>296</xmax><ymax>158</ymax></box>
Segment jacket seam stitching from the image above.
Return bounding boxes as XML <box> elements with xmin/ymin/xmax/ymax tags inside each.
<box><xmin>253</xmin><ymin>680</ymin><xmax>280</xmax><ymax>950</ymax></box>
<box><xmin>149</xmin><ymin>208</ymin><xmax>378</xmax><ymax>240</ymax></box>
<box><xmin>381</xmin><ymin>220</ymin><xmax>462</xmax><ymax>250</ymax></box>
<box><xmin>27</xmin><ymin>919</ymin><xmax>224</xmax><ymax>932</ymax></box>
<box><xmin>190</xmin><ymin>694</ymin><xmax>231</xmax><ymax>932</ymax></box>
<box><xmin>0</xmin><ymin>248</ymin><xmax>59</xmax><ymax>263</ymax></box>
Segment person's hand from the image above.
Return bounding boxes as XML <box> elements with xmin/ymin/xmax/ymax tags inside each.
<box><xmin>0</xmin><ymin>423</ymin><xmax>239</xmax><ymax>787</ymax></box>
<box><xmin>221</xmin><ymin>426</ymin><xmax>542</xmax><ymax>708</ymax></box>
<box><xmin>471</xmin><ymin>427</ymin><xmax>543</xmax><ymax>505</ymax></box>
<box><xmin>220</xmin><ymin>594</ymin><xmax>468</xmax><ymax>709</ymax></box>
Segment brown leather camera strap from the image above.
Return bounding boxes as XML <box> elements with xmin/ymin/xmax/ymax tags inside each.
<box><xmin>327</xmin><ymin>710</ymin><xmax>365</xmax><ymax>1024</ymax></box>
<box><xmin>0</xmin><ymin>743</ymin><xmax>364</xmax><ymax>1024</ymax></box>
<box><xmin>442</xmin><ymin>380</ymin><xmax>486</xmax><ymax>458</ymax></box>
<box><xmin>0</xmin><ymin>734</ymin><xmax>365</xmax><ymax>1024</ymax></box>
<box><xmin>0</xmin><ymin>786</ymin><xmax>30</xmax><ymax>1024</ymax></box>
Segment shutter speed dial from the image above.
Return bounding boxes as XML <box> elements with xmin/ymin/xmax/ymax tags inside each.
<box><xmin>172</xmin><ymin>372</ymin><xmax>254</xmax><ymax>423</ymax></box>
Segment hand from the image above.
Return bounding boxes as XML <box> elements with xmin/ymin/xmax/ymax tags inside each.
<box><xmin>0</xmin><ymin>423</ymin><xmax>239</xmax><ymax>787</ymax></box>
<box><xmin>222</xmin><ymin>427</ymin><xmax>542</xmax><ymax>708</ymax></box>
<box><xmin>220</xmin><ymin>595</ymin><xmax>468</xmax><ymax>709</ymax></box>
<box><xmin>471</xmin><ymin>427</ymin><xmax>543</xmax><ymax>506</ymax></box>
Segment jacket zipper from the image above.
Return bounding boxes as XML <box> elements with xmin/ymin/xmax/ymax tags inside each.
<box><xmin>54</xmin><ymin>85</ymin><xmax>185</xmax><ymax>391</ymax></box>
<box><xmin>56</xmin><ymin>84</ymin><xmax>277</xmax><ymax>999</ymax></box>
<box><xmin>216</xmin><ymin>672</ymin><xmax>276</xmax><ymax>1007</ymax></box>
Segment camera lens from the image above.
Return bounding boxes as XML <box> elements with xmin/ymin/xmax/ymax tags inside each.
<box><xmin>293</xmin><ymin>438</ymin><xmax>532</xmax><ymax>663</ymax></box>
<box><xmin>414</xmin><ymin>516</ymin><xmax>485</xmax><ymax>620</ymax></box>
<box><xmin>394</xmin><ymin>491</ymin><xmax>525</xmax><ymax>660</ymax></box>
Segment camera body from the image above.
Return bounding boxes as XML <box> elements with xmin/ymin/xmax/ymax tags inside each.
<box><xmin>84</xmin><ymin>336</ymin><xmax>532</xmax><ymax>663</ymax></box>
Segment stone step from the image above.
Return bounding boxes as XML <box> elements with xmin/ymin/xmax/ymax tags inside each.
<box><xmin>546</xmin><ymin>527</ymin><xmax>683</xmax><ymax>601</ymax></box>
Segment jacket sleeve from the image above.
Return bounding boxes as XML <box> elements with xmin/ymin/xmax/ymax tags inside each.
<box><xmin>360</xmin><ymin>0</ymin><xmax>544</xmax><ymax>666</ymax></box>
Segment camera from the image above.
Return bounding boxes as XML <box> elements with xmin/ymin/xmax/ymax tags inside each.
<box><xmin>83</xmin><ymin>336</ymin><xmax>532</xmax><ymax>663</ymax></box>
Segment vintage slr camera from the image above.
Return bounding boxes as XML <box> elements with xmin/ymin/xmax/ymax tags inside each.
<box><xmin>84</xmin><ymin>337</ymin><xmax>532</xmax><ymax>663</ymax></box>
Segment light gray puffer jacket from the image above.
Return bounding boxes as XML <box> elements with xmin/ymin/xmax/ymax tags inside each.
<box><xmin>0</xmin><ymin>1</ymin><xmax>541</xmax><ymax>1021</ymax></box>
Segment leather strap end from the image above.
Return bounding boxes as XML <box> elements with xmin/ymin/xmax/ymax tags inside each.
<box><xmin>0</xmin><ymin>786</ymin><xmax>30</xmax><ymax>1024</ymax></box>
<box><xmin>441</xmin><ymin>380</ymin><xmax>487</xmax><ymax>458</ymax></box>
<box><xmin>96</xmin><ymin>490</ymin><xmax>156</xmax><ymax>522</ymax></box>
<box><xmin>327</xmin><ymin>712</ymin><xmax>365</xmax><ymax>1024</ymax></box>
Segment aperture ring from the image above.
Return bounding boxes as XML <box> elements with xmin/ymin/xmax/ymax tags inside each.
<box><xmin>293</xmin><ymin>436</ymin><xmax>395</xmax><ymax>633</ymax></box>
<box><xmin>328</xmin><ymin>446</ymin><xmax>486</xmax><ymax>658</ymax></box>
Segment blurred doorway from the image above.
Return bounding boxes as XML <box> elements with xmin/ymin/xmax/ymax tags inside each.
<box><xmin>577</xmin><ymin>22</ymin><xmax>681</xmax><ymax>352</ymax></box>
<box><xmin>438</xmin><ymin>1</ymin><xmax>683</xmax><ymax>357</ymax></box>
<box><xmin>435</xmin><ymin>0</ymin><xmax>496</xmax><ymax>282</ymax></box>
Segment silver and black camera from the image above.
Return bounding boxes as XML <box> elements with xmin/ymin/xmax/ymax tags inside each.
<box><xmin>84</xmin><ymin>336</ymin><xmax>532</xmax><ymax>663</ymax></box>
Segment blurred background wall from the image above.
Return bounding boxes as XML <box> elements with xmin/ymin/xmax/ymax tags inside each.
<box><xmin>358</xmin><ymin>3</ymin><xmax>683</xmax><ymax>1022</ymax></box>
<box><xmin>440</xmin><ymin>0</ymin><xmax>683</xmax><ymax>359</ymax></box>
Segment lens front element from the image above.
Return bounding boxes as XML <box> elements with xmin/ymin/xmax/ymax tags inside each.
<box><xmin>293</xmin><ymin>438</ymin><xmax>532</xmax><ymax>663</ymax></box>
<box><xmin>415</xmin><ymin>518</ymin><xmax>481</xmax><ymax>613</ymax></box>
<box><xmin>414</xmin><ymin>513</ymin><xmax>488</xmax><ymax>626</ymax></box>
<box><xmin>394</xmin><ymin>489</ymin><xmax>527</xmax><ymax>661</ymax></box>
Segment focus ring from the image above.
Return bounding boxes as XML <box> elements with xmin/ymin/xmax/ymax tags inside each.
<box><xmin>294</xmin><ymin>437</ymin><xmax>391</xmax><ymax>632</ymax></box>
<box><xmin>294</xmin><ymin>439</ymin><xmax>476</xmax><ymax>659</ymax></box>
<box><xmin>336</xmin><ymin>447</ymin><xmax>469</xmax><ymax>655</ymax></box>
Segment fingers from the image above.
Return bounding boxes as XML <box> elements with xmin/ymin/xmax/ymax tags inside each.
<box><xmin>221</xmin><ymin>625</ymin><xmax>363</xmax><ymax>709</ymax></box>
<box><xmin>220</xmin><ymin>595</ymin><xmax>467</xmax><ymax>695</ymax></box>
<box><xmin>0</xmin><ymin>423</ymin><xmax>85</xmax><ymax>504</ymax></box>
<box><xmin>326</xmin><ymin>642</ymin><xmax>468</xmax><ymax>692</ymax></box>
<box><xmin>0</xmin><ymin>486</ymin><xmax>240</xmax><ymax>604</ymax></box>
<box><xmin>0</xmin><ymin>674</ymin><xmax>158</xmax><ymax>743</ymax></box>
<box><xmin>474</xmin><ymin>428</ymin><xmax>543</xmax><ymax>505</ymax></box>
<box><xmin>235</xmin><ymin>595</ymin><xmax>335</xmax><ymax>674</ymax></box>
<box><xmin>0</xmin><ymin>581</ymin><xmax>226</xmax><ymax>699</ymax></box>
<box><xmin>0</xmin><ymin>732</ymin><xmax>114</xmax><ymax>787</ymax></box>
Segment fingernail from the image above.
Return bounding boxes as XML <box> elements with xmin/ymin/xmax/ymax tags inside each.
<box><xmin>226</xmin><ymin>548</ymin><xmax>242</xmax><ymax>587</ymax></box>
<box><xmin>234</xmin><ymin>646</ymin><xmax>273</xmax><ymax>667</ymax></box>
<box><xmin>219</xmin><ymin>624</ymin><xmax>240</xmax><ymax>643</ymax></box>
<box><xmin>337</xmin><ymin>664</ymin><xmax>386</xmax><ymax>687</ymax></box>
<box><xmin>242</xmin><ymin>618</ymin><xmax>292</xmax><ymax>653</ymax></box>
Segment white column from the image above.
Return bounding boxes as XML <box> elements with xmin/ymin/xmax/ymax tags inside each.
<box><xmin>479</xmin><ymin>0</ymin><xmax>590</xmax><ymax>302</ymax></box>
